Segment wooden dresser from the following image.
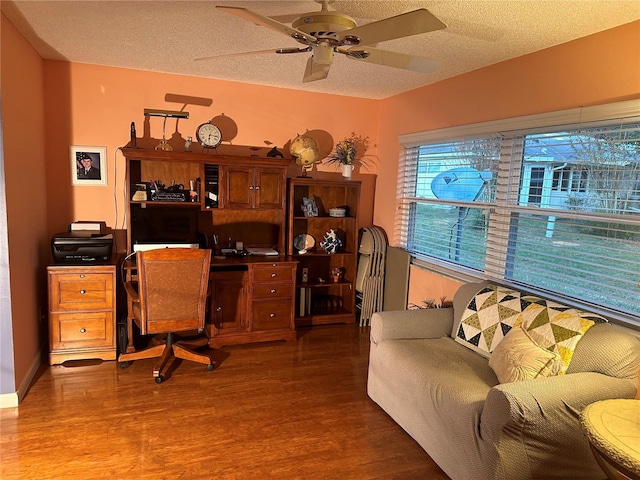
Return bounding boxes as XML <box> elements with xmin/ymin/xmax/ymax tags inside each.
<box><xmin>47</xmin><ymin>261</ymin><xmax>117</xmax><ymax>365</ymax></box>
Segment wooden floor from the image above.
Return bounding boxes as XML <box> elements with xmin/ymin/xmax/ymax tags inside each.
<box><xmin>0</xmin><ymin>324</ymin><xmax>449</xmax><ymax>480</ymax></box>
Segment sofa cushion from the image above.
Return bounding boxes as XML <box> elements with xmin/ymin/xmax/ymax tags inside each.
<box><xmin>455</xmin><ymin>285</ymin><xmax>523</xmax><ymax>358</ymax></box>
<box><xmin>488</xmin><ymin>326</ymin><xmax>561</xmax><ymax>383</ymax></box>
<box><xmin>520</xmin><ymin>297</ymin><xmax>607</xmax><ymax>374</ymax></box>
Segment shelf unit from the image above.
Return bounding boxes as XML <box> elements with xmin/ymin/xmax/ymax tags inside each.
<box><xmin>287</xmin><ymin>178</ymin><xmax>361</xmax><ymax>326</ymax></box>
<box><xmin>122</xmin><ymin>147</ymin><xmax>289</xmax><ymax>253</ymax></box>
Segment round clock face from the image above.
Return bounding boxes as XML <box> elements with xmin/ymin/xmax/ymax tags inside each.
<box><xmin>196</xmin><ymin>122</ymin><xmax>222</xmax><ymax>148</ymax></box>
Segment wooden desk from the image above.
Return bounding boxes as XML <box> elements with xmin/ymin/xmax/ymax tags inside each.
<box><xmin>581</xmin><ymin>399</ymin><xmax>640</xmax><ymax>480</ymax></box>
<box><xmin>123</xmin><ymin>254</ymin><xmax>297</xmax><ymax>351</ymax></box>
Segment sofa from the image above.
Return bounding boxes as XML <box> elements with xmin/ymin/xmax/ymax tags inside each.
<box><xmin>367</xmin><ymin>282</ymin><xmax>640</xmax><ymax>480</ymax></box>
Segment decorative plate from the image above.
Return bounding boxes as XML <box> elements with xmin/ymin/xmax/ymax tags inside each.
<box><xmin>293</xmin><ymin>234</ymin><xmax>315</xmax><ymax>254</ymax></box>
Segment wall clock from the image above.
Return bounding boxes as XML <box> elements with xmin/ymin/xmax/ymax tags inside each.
<box><xmin>196</xmin><ymin>122</ymin><xmax>222</xmax><ymax>149</ymax></box>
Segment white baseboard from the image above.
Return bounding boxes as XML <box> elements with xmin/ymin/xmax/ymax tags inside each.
<box><xmin>0</xmin><ymin>348</ymin><xmax>42</xmax><ymax>409</ymax></box>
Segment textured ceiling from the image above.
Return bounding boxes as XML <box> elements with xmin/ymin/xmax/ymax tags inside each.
<box><xmin>3</xmin><ymin>0</ymin><xmax>640</xmax><ymax>99</ymax></box>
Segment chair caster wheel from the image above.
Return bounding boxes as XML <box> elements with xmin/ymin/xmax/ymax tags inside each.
<box><xmin>155</xmin><ymin>375</ymin><xmax>164</xmax><ymax>384</ymax></box>
<box><xmin>120</xmin><ymin>362</ymin><xmax>129</xmax><ymax>369</ymax></box>
<box><xmin>206</xmin><ymin>363</ymin><xmax>215</xmax><ymax>371</ymax></box>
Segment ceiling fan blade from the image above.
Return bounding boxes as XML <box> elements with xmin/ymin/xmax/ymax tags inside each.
<box><xmin>195</xmin><ymin>49</ymin><xmax>279</xmax><ymax>62</ymax></box>
<box><xmin>340</xmin><ymin>46</ymin><xmax>440</xmax><ymax>74</ymax></box>
<box><xmin>302</xmin><ymin>57</ymin><xmax>330</xmax><ymax>83</ymax></box>
<box><xmin>337</xmin><ymin>9</ymin><xmax>446</xmax><ymax>46</ymax></box>
<box><xmin>216</xmin><ymin>6</ymin><xmax>316</xmax><ymax>45</ymax></box>
<box><xmin>195</xmin><ymin>47</ymin><xmax>312</xmax><ymax>63</ymax></box>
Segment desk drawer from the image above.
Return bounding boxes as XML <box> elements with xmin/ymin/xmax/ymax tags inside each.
<box><xmin>251</xmin><ymin>300</ymin><xmax>293</xmax><ymax>331</ymax></box>
<box><xmin>50</xmin><ymin>312</ymin><xmax>114</xmax><ymax>349</ymax></box>
<box><xmin>49</xmin><ymin>273</ymin><xmax>113</xmax><ymax>311</ymax></box>
<box><xmin>251</xmin><ymin>264</ymin><xmax>294</xmax><ymax>283</ymax></box>
<box><xmin>252</xmin><ymin>284</ymin><xmax>292</xmax><ymax>299</ymax></box>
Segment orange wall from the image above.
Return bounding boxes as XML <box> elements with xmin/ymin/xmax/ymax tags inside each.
<box><xmin>376</xmin><ymin>21</ymin><xmax>640</xmax><ymax>305</ymax></box>
<box><xmin>1</xmin><ymin>14</ymin><xmax>49</xmax><ymax>393</ymax></box>
<box><xmin>42</xmin><ymin>62</ymin><xmax>381</xmax><ymax>241</ymax></box>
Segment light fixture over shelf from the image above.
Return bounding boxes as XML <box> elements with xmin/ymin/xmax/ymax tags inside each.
<box><xmin>144</xmin><ymin>109</ymin><xmax>189</xmax><ymax>152</ymax></box>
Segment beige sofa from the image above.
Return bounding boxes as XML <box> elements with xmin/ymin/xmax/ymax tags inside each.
<box><xmin>367</xmin><ymin>282</ymin><xmax>640</xmax><ymax>480</ymax></box>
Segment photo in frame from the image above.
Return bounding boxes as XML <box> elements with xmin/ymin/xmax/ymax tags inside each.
<box><xmin>70</xmin><ymin>145</ymin><xmax>107</xmax><ymax>186</ymax></box>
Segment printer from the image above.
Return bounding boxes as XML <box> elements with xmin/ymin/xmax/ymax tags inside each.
<box><xmin>51</xmin><ymin>223</ymin><xmax>113</xmax><ymax>262</ymax></box>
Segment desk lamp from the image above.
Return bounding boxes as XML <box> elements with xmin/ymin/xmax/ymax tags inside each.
<box><xmin>144</xmin><ymin>109</ymin><xmax>189</xmax><ymax>151</ymax></box>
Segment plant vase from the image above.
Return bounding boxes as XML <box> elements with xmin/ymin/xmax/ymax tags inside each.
<box><xmin>341</xmin><ymin>164</ymin><xmax>353</xmax><ymax>179</ymax></box>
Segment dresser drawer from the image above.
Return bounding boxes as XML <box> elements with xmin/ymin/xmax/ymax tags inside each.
<box><xmin>251</xmin><ymin>264</ymin><xmax>294</xmax><ymax>283</ymax></box>
<box><xmin>252</xmin><ymin>284</ymin><xmax>292</xmax><ymax>300</ymax></box>
<box><xmin>50</xmin><ymin>312</ymin><xmax>114</xmax><ymax>349</ymax></box>
<box><xmin>49</xmin><ymin>272</ymin><xmax>113</xmax><ymax>311</ymax></box>
<box><xmin>251</xmin><ymin>300</ymin><xmax>294</xmax><ymax>331</ymax></box>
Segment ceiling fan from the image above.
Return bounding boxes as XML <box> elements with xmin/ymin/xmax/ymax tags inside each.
<box><xmin>198</xmin><ymin>0</ymin><xmax>447</xmax><ymax>83</ymax></box>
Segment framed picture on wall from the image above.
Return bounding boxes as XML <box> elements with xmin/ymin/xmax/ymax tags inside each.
<box><xmin>70</xmin><ymin>145</ymin><xmax>107</xmax><ymax>186</ymax></box>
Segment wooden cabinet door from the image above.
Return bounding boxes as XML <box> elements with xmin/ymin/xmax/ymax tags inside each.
<box><xmin>210</xmin><ymin>274</ymin><xmax>248</xmax><ymax>335</ymax></box>
<box><xmin>255</xmin><ymin>167</ymin><xmax>284</xmax><ymax>209</ymax></box>
<box><xmin>222</xmin><ymin>166</ymin><xmax>254</xmax><ymax>209</ymax></box>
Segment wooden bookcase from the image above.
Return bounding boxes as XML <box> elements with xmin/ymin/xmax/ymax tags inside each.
<box><xmin>287</xmin><ymin>178</ymin><xmax>361</xmax><ymax>326</ymax></box>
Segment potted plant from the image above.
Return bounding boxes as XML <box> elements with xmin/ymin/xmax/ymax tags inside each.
<box><xmin>325</xmin><ymin>132</ymin><xmax>375</xmax><ymax>179</ymax></box>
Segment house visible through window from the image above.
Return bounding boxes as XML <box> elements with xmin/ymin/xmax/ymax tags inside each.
<box><xmin>396</xmin><ymin>101</ymin><xmax>640</xmax><ymax>326</ymax></box>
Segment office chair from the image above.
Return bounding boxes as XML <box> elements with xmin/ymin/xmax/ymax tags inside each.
<box><xmin>118</xmin><ymin>248</ymin><xmax>213</xmax><ymax>383</ymax></box>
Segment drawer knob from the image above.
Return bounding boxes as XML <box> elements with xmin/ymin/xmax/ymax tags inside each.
<box><xmin>255</xmin><ymin>186</ymin><xmax>260</xmax><ymax>190</ymax></box>
<box><xmin>270</xmin><ymin>289</ymin><xmax>276</xmax><ymax>294</ymax></box>
<box><xmin>80</xmin><ymin>289</ymin><xmax>86</xmax><ymax>294</ymax></box>
<box><xmin>79</xmin><ymin>274</ymin><xmax>85</xmax><ymax>278</ymax></box>
<box><xmin>216</xmin><ymin>306</ymin><xmax>222</xmax><ymax>312</ymax></box>
<box><xmin>270</xmin><ymin>313</ymin><xmax>276</xmax><ymax>318</ymax></box>
<box><xmin>80</xmin><ymin>328</ymin><xmax>86</xmax><ymax>333</ymax></box>
<box><xmin>271</xmin><ymin>273</ymin><xmax>277</xmax><ymax>278</ymax></box>
<box><xmin>248</xmin><ymin>186</ymin><xmax>254</xmax><ymax>190</ymax></box>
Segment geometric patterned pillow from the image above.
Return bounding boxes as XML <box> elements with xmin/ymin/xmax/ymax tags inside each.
<box><xmin>455</xmin><ymin>285</ymin><xmax>524</xmax><ymax>358</ymax></box>
<box><xmin>520</xmin><ymin>296</ymin><xmax>608</xmax><ymax>375</ymax></box>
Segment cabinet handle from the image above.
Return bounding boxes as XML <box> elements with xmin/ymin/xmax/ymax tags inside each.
<box><xmin>270</xmin><ymin>313</ymin><xmax>276</xmax><ymax>318</ymax></box>
<box><xmin>271</xmin><ymin>273</ymin><xmax>277</xmax><ymax>278</ymax></box>
<box><xmin>248</xmin><ymin>186</ymin><xmax>254</xmax><ymax>190</ymax></box>
<box><xmin>255</xmin><ymin>186</ymin><xmax>260</xmax><ymax>190</ymax></box>
<box><xmin>79</xmin><ymin>274</ymin><xmax>85</xmax><ymax>279</ymax></box>
<box><xmin>216</xmin><ymin>307</ymin><xmax>222</xmax><ymax>312</ymax></box>
<box><xmin>270</xmin><ymin>289</ymin><xmax>276</xmax><ymax>294</ymax></box>
<box><xmin>80</xmin><ymin>289</ymin><xmax>86</xmax><ymax>294</ymax></box>
<box><xmin>80</xmin><ymin>328</ymin><xmax>86</xmax><ymax>333</ymax></box>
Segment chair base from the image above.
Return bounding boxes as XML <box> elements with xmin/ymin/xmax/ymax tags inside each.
<box><xmin>118</xmin><ymin>332</ymin><xmax>214</xmax><ymax>382</ymax></box>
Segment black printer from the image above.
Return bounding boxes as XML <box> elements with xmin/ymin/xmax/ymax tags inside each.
<box><xmin>51</xmin><ymin>230</ymin><xmax>113</xmax><ymax>263</ymax></box>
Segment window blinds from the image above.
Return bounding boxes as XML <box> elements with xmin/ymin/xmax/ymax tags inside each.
<box><xmin>396</xmin><ymin>101</ymin><xmax>640</xmax><ymax>325</ymax></box>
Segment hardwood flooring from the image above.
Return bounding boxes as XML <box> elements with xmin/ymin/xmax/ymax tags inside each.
<box><xmin>0</xmin><ymin>324</ymin><xmax>449</xmax><ymax>480</ymax></box>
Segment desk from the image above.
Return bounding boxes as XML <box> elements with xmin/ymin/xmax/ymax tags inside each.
<box><xmin>123</xmin><ymin>254</ymin><xmax>297</xmax><ymax>351</ymax></box>
<box><xmin>581</xmin><ymin>399</ymin><xmax>640</xmax><ymax>480</ymax></box>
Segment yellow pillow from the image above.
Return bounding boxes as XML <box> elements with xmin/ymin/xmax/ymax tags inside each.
<box><xmin>489</xmin><ymin>326</ymin><xmax>561</xmax><ymax>383</ymax></box>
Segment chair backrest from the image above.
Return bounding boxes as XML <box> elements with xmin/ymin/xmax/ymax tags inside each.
<box><xmin>135</xmin><ymin>248</ymin><xmax>211</xmax><ymax>335</ymax></box>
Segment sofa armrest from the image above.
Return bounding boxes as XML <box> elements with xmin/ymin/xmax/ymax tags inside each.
<box><xmin>370</xmin><ymin>308</ymin><xmax>454</xmax><ymax>344</ymax></box>
<box><xmin>481</xmin><ymin>371</ymin><xmax>637</xmax><ymax>449</ymax></box>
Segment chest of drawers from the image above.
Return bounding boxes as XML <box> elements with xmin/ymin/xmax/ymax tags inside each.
<box><xmin>47</xmin><ymin>263</ymin><xmax>117</xmax><ymax>364</ymax></box>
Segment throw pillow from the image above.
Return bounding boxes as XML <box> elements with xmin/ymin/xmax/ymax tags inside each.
<box><xmin>455</xmin><ymin>285</ymin><xmax>523</xmax><ymax>358</ymax></box>
<box><xmin>489</xmin><ymin>326</ymin><xmax>561</xmax><ymax>383</ymax></box>
<box><xmin>520</xmin><ymin>297</ymin><xmax>607</xmax><ymax>375</ymax></box>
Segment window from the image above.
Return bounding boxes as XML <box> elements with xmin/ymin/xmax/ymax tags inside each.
<box><xmin>396</xmin><ymin>101</ymin><xmax>640</xmax><ymax>325</ymax></box>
